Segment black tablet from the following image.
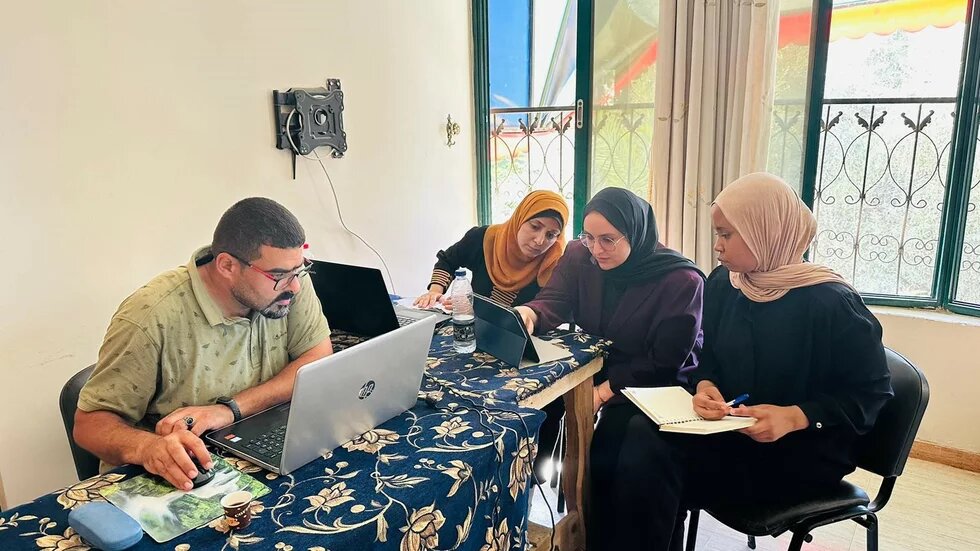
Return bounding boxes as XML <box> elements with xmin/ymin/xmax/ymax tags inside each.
<box><xmin>472</xmin><ymin>293</ymin><xmax>539</xmax><ymax>367</ymax></box>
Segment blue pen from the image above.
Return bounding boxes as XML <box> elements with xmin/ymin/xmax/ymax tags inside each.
<box><xmin>726</xmin><ymin>393</ymin><xmax>750</xmax><ymax>407</ymax></box>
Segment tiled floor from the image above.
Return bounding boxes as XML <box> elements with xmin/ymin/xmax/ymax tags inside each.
<box><xmin>528</xmin><ymin>457</ymin><xmax>980</xmax><ymax>550</ymax></box>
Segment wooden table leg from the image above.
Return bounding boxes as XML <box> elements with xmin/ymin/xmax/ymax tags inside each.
<box><xmin>552</xmin><ymin>375</ymin><xmax>594</xmax><ymax>551</ymax></box>
<box><xmin>0</xmin><ymin>469</ymin><xmax>6</xmax><ymax>511</ymax></box>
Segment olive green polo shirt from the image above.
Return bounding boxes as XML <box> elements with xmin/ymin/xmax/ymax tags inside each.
<box><xmin>78</xmin><ymin>247</ymin><xmax>331</xmax><ymax>426</ymax></box>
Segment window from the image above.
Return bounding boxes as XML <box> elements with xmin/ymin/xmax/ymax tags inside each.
<box><xmin>474</xmin><ymin>0</ymin><xmax>980</xmax><ymax>316</ymax></box>
<box><xmin>483</xmin><ymin>0</ymin><xmax>578</xmax><ymax>226</ymax></box>
<box><xmin>801</xmin><ymin>0</ymin><xmax>980</xmax><ymax>315</ymax></box>
<box><xmin>587</xmin><ymin>0</ymin><xmax>657</xmax><ymax>200</ymax></box>
<box><xmin>475</xmin><ymin>0</ymin><xmax>660</xmax><ymax>235</ymax></box>
<box><xmin>766</xmin><ymin>0</ymin><xmax>816</xmax><ymax>193</ymax></box>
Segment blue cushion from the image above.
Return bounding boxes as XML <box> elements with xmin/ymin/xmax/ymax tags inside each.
<box><xmin>68</xmin><ymin>502</ymin><xmax>143</xmax><ymax>550</ymax></box>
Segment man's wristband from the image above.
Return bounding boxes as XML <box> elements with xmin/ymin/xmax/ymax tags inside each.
<box><xmin>216</xmin><ymin>396</ymin><xmax>242</xmax><ymax>422</ymax></box>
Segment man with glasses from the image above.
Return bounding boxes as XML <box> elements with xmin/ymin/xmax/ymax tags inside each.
<box><xmin>74</xmin><ymin>198</ymin><xmax>332</xmax><ymax>490</ymax></box>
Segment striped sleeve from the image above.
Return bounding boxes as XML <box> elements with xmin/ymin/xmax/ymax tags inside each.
<box><xmin>490</xmin><ymin>287</ymin><xmax>518</xmax><ymax>307</ymax></box>
<box><xmin>430</xmin><ymin>226</ymin><xmax>486</xmax><ymax>291</ymax></box>
<box><xmin>429</xmin><ymin>269</ymin><xmax>452</xmax><ymax>292</ymax></box>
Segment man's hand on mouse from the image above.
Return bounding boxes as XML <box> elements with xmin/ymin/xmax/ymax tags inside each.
<box><xmin>156</xmin><ymin>405</ymin><xmax>234</xmax><ymax>437</ymax></box>
<box><xmin>136</xmin><ymin>431</ymin><xmax>213</xmax><ymax>491</ymax></box>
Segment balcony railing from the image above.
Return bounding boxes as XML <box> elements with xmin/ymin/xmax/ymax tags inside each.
<box><xmin>591</xmin><ymin>102</ymin><xmax>656</xmax><ymax>198</ymax></box>
<box><xmin>489</xmin><ymin>106</ymin><xmax>576</xmax><ymax>223</ymax></box>
<box><xmin>486</xmin><ymin>98</ymin><xmax>980</xmax><ymax>302</ymax></box>
<box><xmin>768</xmin><ymin>96</ymin><xmax>980</xmax><ymax>301</ymax></box>
<box><xmin>488</xmin><ymin>102</ymin><xmax>655</xmax><ymax>224</ymax></box>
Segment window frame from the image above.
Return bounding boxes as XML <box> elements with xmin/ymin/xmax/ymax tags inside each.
<box><xmin>473</xmin><ymin>0</ymin><xmax>980</xmax><ymax>317</ymax></box>
<box><xmin>472</xmin><ymin>0</ymin><xmax>594</xmax><ymax>235</ymax></box>
<box><xmin>472</xmin><ymin>0</ymin><xmax>493</xmax><ymax>226</ymax></box>
<box><xmin>935</xmin><ymin>0</ymin><xmax>980</xmax><ymax>317</ymax></box>
<box><xmin>800</xmin><ymin>0</ymin><xmax>980</xmax><ymax>317</ymax></box>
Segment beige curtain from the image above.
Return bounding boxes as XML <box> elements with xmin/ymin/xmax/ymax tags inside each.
<box><xmin>650</xmin><ymin>0</ymin><xmax>780</xmax><ymax>270</ymax></box>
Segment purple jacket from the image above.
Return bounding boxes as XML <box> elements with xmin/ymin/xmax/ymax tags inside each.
<box><xmin>525</xmin><ymin>244</ymin><xmax>704</xmax><ymax>393</ymax></box>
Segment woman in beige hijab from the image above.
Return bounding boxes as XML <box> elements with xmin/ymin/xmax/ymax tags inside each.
<box><xmin>588</xmin><ymin>173</ymin><xmax>893</xmax><ymax>551</ymax></box>
<box><xmin>710</xmin><ymin>171</ymin><xmax>852</xmax><ymax>302</ymax></box>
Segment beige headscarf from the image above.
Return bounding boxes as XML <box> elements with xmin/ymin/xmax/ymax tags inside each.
<box><xmin>713</xmin><ymin>172</ymin><xmax>851</xmax><ymax>302</ymax></box>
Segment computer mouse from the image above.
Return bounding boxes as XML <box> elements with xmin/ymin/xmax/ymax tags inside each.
<box><xmin>190</xmin><ymin>454</ymin><xmax>215</xmax><ymax>488</ymax></box>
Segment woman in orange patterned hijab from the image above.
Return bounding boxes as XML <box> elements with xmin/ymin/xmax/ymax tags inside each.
<box><xmin>416</xmin><ymin>190</ymin><xmax>569</xmax><ymax>308</ymax></box>
<box><xmin>482</xmin><ymin>190</ymin><xmax>569</xmax><ymax>293</ymax></box>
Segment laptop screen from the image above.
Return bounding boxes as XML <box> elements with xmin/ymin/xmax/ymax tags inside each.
<box><xmin>309</xmin><ymin>260</ymin><xmax>399</xmax><ymax>337</ymax></box>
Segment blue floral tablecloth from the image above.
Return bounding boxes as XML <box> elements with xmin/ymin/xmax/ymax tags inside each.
<box><xmin>0</xmin><ymin>328</ymin><xmax>609</xmax><ymax>551</ymax></box>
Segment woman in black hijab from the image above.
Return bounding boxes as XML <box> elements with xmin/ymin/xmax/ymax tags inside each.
<box><xmin>516</xmin><ymin>188</ymin><xmax>705</xmax><ymax>543</ymax></box>
<box><xmin>517</xmin><ymin>187</ymin><xmax>704</xmax><ymax>407</ymax></box>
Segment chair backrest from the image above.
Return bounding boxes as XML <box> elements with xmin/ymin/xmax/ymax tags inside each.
<box><xmin>59</xmin><ymin>365</ymin><xmax>101</xmax><ymax>480</ymax></box>
<box><xmin>853</xmin><ymin>348</ymin><xmax>929</xmax><ymax>478</ymax></box>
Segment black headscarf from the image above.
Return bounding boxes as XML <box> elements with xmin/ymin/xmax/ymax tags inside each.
<box><xmin>583</xmin><ymin>187</ymin><xmax>704</xmax><ymax>285</ymax></box>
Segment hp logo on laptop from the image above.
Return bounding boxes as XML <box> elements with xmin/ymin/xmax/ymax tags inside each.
<box><xmin>358</xmin><ymin>380</ymin><xmax>376</xmax><ymax>399</ymax></box>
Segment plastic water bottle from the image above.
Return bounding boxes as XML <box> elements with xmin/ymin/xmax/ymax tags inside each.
<box><xmin>451</xmin><ymin>269</ymin><xmax>476</xmax><ymax>353</ymax></box>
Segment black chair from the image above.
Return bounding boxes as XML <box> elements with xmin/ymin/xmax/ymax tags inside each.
<box><xmin>59</xmin><ymin>365</ymin><xmax>101</xmax><ymax>480</ymax></box>
<box><xmin>685</xmin><ymin>348</ymin><xmax>929</xmax><ymax>551</ymax></box>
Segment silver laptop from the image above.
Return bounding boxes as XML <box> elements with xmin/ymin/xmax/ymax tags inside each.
<box><xmin>206</xmin><ymin>315</ymin><xmax>437</xmax><ymax>474</ymax></box>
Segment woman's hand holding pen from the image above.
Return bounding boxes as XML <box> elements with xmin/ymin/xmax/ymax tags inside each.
<box><xmin>732</xmin><ymin>404</ymin><xmax>809</xmax><ymax>443</ymax></box>
<box><xmin>692</xmin><ymin>381</ymin><xmax>729</xmax><ymax>420</ymax></box>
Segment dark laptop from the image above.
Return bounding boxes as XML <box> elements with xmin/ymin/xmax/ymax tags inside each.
<box><xmin>310</xmin><ymin>260</ymin><xmax>449</xmax><ymax>338</ymax></box>
<box><xmin>472</xmin><ymin>293</ymin><xmax>571</xmax><ymax>367</ymax></box>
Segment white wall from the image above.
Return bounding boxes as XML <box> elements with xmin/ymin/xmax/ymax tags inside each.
<box><xmin>0</xmin><ymin>1</ymin><xmax>476</xmax><ymax>506</ymax></box>
<box><xmin>875</xmin><ymin>309</ymin><xmax>980</xmax><ymax>454</ymax></box>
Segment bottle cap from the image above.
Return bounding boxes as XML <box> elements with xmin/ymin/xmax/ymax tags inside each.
<box><xmin>455</xmin><ymin>269</ymin><xmax>466</xmax><ymax>277</ymax></box>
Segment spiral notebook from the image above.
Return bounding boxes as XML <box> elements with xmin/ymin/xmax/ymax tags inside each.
<box><xmin>622</xmin><ymin>386</ymin><xmax>756</xmax><ymax>435</ymax></box>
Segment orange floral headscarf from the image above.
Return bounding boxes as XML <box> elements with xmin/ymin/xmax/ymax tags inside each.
<box><xmin>483</xmin><ymin>190</ymin><xmax>569</xmax><ymax>292</ymax></box>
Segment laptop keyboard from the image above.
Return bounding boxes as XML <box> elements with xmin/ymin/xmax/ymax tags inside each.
<box><xmin>243</xmin><ymin>424</ymin><xmax>287</xmax><ymax>457</ymax></box>
<box><xmin>396</xmin><ymin>315</ymin><xmax>417</xmax><ymax>327</ymax></box>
